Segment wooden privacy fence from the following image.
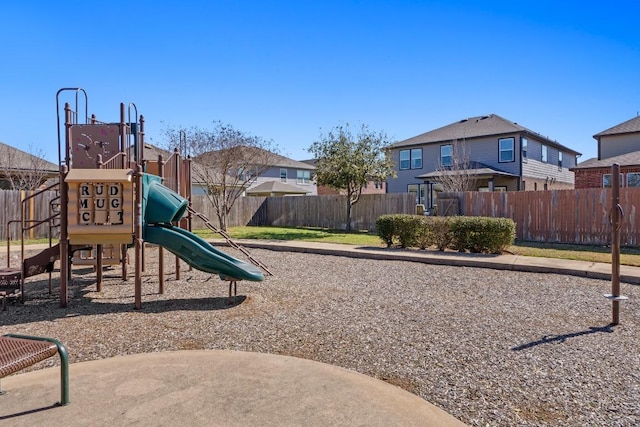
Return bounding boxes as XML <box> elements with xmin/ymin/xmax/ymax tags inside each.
<box><xmin>0</xmin><ymin>190</ymin><xmax>59</xmax><ymax>242</ymax></box>
<box><xmin>440</xmin><ymin>188</ymin><xmax>640</xmax><ymax>246</ymax></box>
<box><xmin>190</xmin><ymin>193</ymin><xmax>416</xmax><ymax>232</ymax></box>
<box><xmin>11</xmin><ymin>186</ymin><xmax>640</xmax><ymax>246</ymax></box>
<box><xmin>0</xmin><ymin>191</ymin><xmax>415</xmax><ymax>240</ymax></box>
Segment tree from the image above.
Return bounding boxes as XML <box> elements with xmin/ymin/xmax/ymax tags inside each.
<box><xmin>309</xmin><ymin>123</ymin><xmax>395</xmax><ymax>232</ymax></box>
<box><xmin>435</xmin><ymin>138</ymin><xmax>477</xmax><ymax>192</ymax></box>
<box><xmin>163</xmin><ymin>121</ymin><xmax>279</xmax><ymax>231</ymax></box>
<box><xmin>0</xmin><ymin>143</ymin><xmax>56</xmax><ymax>190</ymax></box>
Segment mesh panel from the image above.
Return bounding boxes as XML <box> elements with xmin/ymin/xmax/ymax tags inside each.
<box><xmin>0</xmin><ymin>337</ymin><xmax>58</xmax><ymax>378</ymax></box>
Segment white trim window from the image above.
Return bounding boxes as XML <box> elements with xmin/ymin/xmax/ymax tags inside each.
<box><xmin>297</xmin><ymin>170</ymin><xmax>310</xmax><ymax>184</ymax></box>
<box><xmin>627</xmin><ymin>173</ymin><xmax>640</xmax><ymax>187</ymax></box>
<box><xmin>558</xmin><ymin>152</ymin><xmax>563</xmax><ymax>170</ymax></box>
<box><xmin>280</xmin><ymin>168</ymin><xmax>287</xmax><ymax>182</ymax></box>
<box><xmin>407</xmin><ymin>183</ymin><xmax>426</xmax><ymax>204</ymax></box>
<box><xmin>399</xmin><ymin>148</ymin><xmax>422</xmax><ymax>170</ymax></box>
<box><xmin>542</xmin><ymin>145</ymin><xmax>548</xmax><ymax>163</ymax></box>
<box><xmin>499</xmin><ymin>137</ymin><xmax>514</xmax><ymax>162</ymax></box>
<box><xmin>522</xmin><ymin>137</ymin><xmax>528</xmax><ymax>162</ymax></box>
<box><xmin>410</xmin><ymin>148</ymin><xmax>422</xmax><ymax>169</ymax></box>
<box><xmin>603</xmin><ymin>173</ymin><xmax>623</xmax><ymax>188</ymax></box>
<box><xmin>440</xmin><ymin>144</ymin><xmax>453</xmax><ymax>167</ymax></box>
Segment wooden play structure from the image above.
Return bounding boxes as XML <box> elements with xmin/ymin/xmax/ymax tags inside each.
<box><xmin>0</xmin><ymin>88</ymin><xmax>269</xmax><ymax>309</ymax></box>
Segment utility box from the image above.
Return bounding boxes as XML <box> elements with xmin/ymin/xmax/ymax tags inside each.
<box><xmin>66</xmin><ymin>169</ymin><xmax>134</xmax><ymax>244</ymax></box>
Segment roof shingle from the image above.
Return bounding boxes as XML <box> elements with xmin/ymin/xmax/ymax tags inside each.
<box><xmin>593</xmin><ymin>115</ymin><xmax>640</xmax><ymax>138</ymax></box>
<box><xmin>391</xmin><ymin>114</ymin><xmax>580</xmax><ymax>155</ymax></box>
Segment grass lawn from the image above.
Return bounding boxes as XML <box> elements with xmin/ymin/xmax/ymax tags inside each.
<box><xmin>194</xmin><ymin>225</ymin><xmax>640</xmax><ymax>267</ymax></box>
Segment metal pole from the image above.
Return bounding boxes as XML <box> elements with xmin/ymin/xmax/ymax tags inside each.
<box><xmin>607</xmin><ymin>163</ymin><xmax>628</xmax><ymax>324</ymax></box>
<box><xmin>158</xmin><ymin>155</ymin><xmax>165</xmax><ymax>294</ymax></box>
<box><xmin>134</xmin><ymin>164</ymin><xmax>143</xmax><ymax>309</ymax></box>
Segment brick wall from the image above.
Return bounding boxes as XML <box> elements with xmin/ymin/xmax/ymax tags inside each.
<box><xmin>575</xmin><ymin>166</ymin><xmax>640</xmax><ymax>189</ymax></box>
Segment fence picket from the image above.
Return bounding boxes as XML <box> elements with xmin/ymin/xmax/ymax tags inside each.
<box><xmin>2</xmin><ymin>188</ymin><xmax>639</xmax><ymax>246</ymax></box>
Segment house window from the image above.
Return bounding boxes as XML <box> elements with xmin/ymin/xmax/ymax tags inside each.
<box><xmin>411</xmin><ymin>148</ymin><xmax>422</xmax><ymax>169</ymax></box>
<box><xmin>399</xmin><ymin>148</ymin><xmax>422</xmax><ymax>170</ymax></box>
<box><xmin>440</xmin><ymin>144</ymin><xmax>453</xmax><ymax>167</ymax></box>
<box><xmin>541</xmin><ymin>145</ymin><xmax>548</xmax><ymax>163</ymax></box>
<box><xmin>399</xmin><ymin>150</ymin><xmax>410</xmax><ymax>170</ymax></box>
<box><xmin>297</xmin><ymin>170</ymin><xmax>310</xmax><ymax>184</ymax></box>
<box><xmin>407</xmin><ymin>184</ymin><xmax>426</xmax><ymax>204</ymax></box>
<box><xmin>603</xmin><ymin>174</ymin><xmax>623</xmax><ymax>188</ymax></box>
<box><xmin>628</xmin><ymin>173</ymin><xmax>640</xmax><ymax>187</ymax></box>
<box><xmin>522</xmin><ymin>137</ymin><xmax>528</xmax><ymax>161</ymax></box>
<box><xmin>280</xmin><ymin>169</ymin><xmax>287</xmax><ymax>182</ymax></box>
<box><xmin>558</xmin><ymin>152</ymin><xmax>563</xmax><ymax>170</ymax></box>
<box><xmin>499</xmin><ymin>138</ymin><xmax>514</xmax><ymax>162</ymax></box>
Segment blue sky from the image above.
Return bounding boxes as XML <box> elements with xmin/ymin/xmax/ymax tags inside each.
<box><xmin>1</xmin><ymin>1</ymin><xmax>638</xmax><ymax>164</ymax></box>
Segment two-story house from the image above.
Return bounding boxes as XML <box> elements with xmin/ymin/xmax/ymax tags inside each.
<box><xmin>300</xmin><ymin>158</ymin><xmax>386</xmax><ymax>195</ymax></box>
<box><xmin>143</xmin><ymin>143</ymin><xmax>317</xmax><ymax>196</ymax></box>
<box><xmin>570</xmin><ymin>115</ymin><xmax>640</xmax><ymax>189</ymax></box>
<box><xmin>245</xmin><ymin>152</ymin><xmax>317</xmax><ymax>196</ymax></box>
<box><xmin>388</xmin><ymin>114</ymin><xmax>581</xmax><ymax>209</ymax></box>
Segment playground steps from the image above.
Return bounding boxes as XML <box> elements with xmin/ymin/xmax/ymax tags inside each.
<box><xmin>187</xmin><ymin>207</ymin><xmax>272</xmax><ymax>276</ymax></box>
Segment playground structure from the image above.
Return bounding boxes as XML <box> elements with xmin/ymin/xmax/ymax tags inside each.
<box><xmin>0</xmin><ymin>88</ymin><xmax>268</xmax><ymax>309</ymax></box>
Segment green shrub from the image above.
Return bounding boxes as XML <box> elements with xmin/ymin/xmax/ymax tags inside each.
<box><xmin>376</xmin><ymin>214</ymin><xmax>514</xmax><ymax>253</ymax></box>
<box><xmin>376</xmin><ymin>214</ymin><xmax>396</xmax><ymax>247</ymax></box>
<box><xmin>396</xmin><ymin>215</ymin><xmax>422</xmax><ymax>248</ymax></box>
<box><xmin>449</xmin><ymin>216</ymin><xmax>515</xmax><ymax>254</ymax></box>
<box><xmin>427</xmin><ymin>216</ymin><xmax>454</xmax><ymax>251</ymax></box>
<box><xmin>415</xmin><ymin>216</ymin><xmax>434</xmax><ymax>250</ymax></box>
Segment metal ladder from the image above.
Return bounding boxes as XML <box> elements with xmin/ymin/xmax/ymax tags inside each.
<box><xmin>187</xmin><ymin>207</ymin><xmax>272</xmax><ymax>276</ymax></box>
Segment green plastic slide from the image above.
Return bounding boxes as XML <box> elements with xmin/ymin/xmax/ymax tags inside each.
<box><xmin>144</xmin><ymin>224</ymin><xmax>264</xmax><ymax>282</ymax></box>
<box><xmin>142</xmin><ymin>173</ymin><xmax>263</xmax><ymax>282</ymax></box>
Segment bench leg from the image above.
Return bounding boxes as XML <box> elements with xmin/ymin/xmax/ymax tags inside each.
<box><xmin>4</xmin><ymin>334</ymin><xmax>70</xmax><ymax>406</ymax></box>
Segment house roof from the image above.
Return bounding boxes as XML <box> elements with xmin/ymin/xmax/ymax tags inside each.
<box><xmin>143</xmin><ymin>144</ymin><xmax>315</xmax><ymax>171</ymax></box>
<box><xmin>392</xmin><ymin>114</ymin><xmax>581</xmax><ymax>155</ymax></box>
<box><xmin>416</xmin><ymin>161</ymin><xmax>518</xmax><ymax>180</ymax></box>
<box><xmin>570</xmin><ymin>150</ymin><xmax>640</xmax><ymax>170</ymax></box>
<box><xmin>0</xmin><ymin>141</ymin><xmax>58</xmax><ymax>172</ymax></box>
<box><xmin>246</xmin><ymin>181</ymin><xmax>310</xmax><ymax>195</ymax></box>
<box><xmin>593</xmin><ymin>115</ymin><xmax>640</xmax><ymax>138</ymax></box>
<box><xmin>203</xmin><ymin>146</ymin><xmax>315</xmax><ymax>170</ymax></box>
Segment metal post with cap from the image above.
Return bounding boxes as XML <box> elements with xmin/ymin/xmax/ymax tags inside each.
<box><xmin>605</xmin><ymin>163</ymin><xmax>628</xmax><ymax>325</ymax></box>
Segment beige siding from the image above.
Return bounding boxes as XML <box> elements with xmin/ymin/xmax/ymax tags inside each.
<box><xmin>599</xmin><ymin>133</ymin><xmax>640</xmax><ymax>159</ymax></box>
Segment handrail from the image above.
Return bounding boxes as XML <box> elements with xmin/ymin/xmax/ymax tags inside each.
<box><xmin>99</xmin><ymin>151</ymin><xmax>128</xmax><ymax>169</ymax></box>
<box><xmin>56</xmin><ymin>88</ymin><xmax>88</xmax><ymax>165</ymax></box>
<box><xmin>6</xmin><ymin>217</ymin><xmax>56</xmax><ymax>268</ymax></box>
<box><xmin>4</xmin><ymin>182</ymin><xmax>61</xmax><ymax>269</ymax></box>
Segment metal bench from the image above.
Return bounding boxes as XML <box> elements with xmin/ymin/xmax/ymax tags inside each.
<box><xmin>0</xmin><ymin>334</ymin><xmax>69</xmax><ymax>406</ymax></box>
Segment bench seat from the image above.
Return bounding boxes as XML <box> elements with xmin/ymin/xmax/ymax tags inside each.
<box><xmin>0</xmin><ymin>335</ymin><xmax>69</xmax><ymax>406</ymax></box>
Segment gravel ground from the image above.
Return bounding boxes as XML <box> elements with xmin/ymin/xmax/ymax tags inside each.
<box><xmin>1</xmin><ymin>245</ymin><xmax>639</xmax><ymax>426</ymax></box>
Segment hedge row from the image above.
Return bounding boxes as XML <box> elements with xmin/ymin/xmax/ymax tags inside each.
<box><xmin>375</xmin><ymin>214</ymin><xmax>516</xmax><ymax>254</ymax></box>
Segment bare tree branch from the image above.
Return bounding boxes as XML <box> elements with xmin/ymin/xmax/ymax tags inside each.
<box><xmin>435</xmin><ymin>138</ymin><xmax>477</xmax><ymax>192</ymax></box>
<box><xmin>163</xmin><ymin>122</ymin><xmax>279</xmax><ymax>230</ymax></box>
<box><xmin>0</xmin><ymin>143</ymin><xmax>56</xmax><ymax>190</ymax></box>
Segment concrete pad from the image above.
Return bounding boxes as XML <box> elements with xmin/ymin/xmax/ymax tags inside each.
<box><xmin>0</xmin><ymin>350</ymin><xmax>467</xmax><ymax>426</ymax></box>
